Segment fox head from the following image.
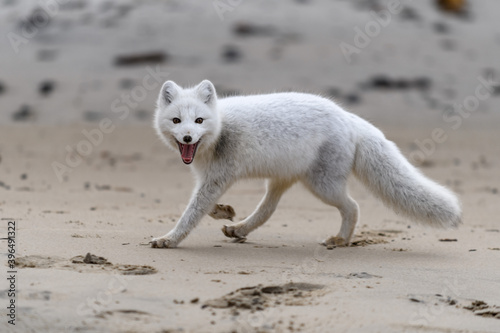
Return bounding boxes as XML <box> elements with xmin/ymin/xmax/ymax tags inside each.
<box><xmin>154</xmin><ymin>80</ymin><xmax>221</xmax><ymax>165</ymax></box>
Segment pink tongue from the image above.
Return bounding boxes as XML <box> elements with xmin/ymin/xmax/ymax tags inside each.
<box><xmin>181</xmin><ymin>143</ymin><xmax>196</xmax><ymax>163</ymax></box>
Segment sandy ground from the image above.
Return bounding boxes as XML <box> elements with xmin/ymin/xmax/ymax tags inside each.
<box><xmin>1</xmin><ymin>0</ymin><xmax>500</xmax><ymax>332</ymax></box>
<box><xmin>0</xmin><ymin>123</ymin><xmax>499</xmax><ymax>333</ymax></box>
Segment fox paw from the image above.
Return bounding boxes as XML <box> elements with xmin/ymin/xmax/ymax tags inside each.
<box><xmin>221</xmin><ymin>225</ymin><xmax>247</xmax><ymax>242</ymax></box>
<box><xmin>209</xmin><ymin>204</ymin><xmax>236</xmax><ymax>221</ymax></box>
<box><xmin>321</xmin><ymin>236</ymin><xmax>349</xmax><ymax>249</ymax></box>
<box><xmin>150</xmin><ymin>236</ymin><xmax>178</xmax><ymax>248</ymax></box>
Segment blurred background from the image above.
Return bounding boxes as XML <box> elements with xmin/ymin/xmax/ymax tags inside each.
<box><xmin>1</xmin><ymin>0</ymin><xmax>499</xmax><ymax>128</ymax></box>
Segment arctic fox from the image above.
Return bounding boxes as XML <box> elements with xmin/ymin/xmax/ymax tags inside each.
<box><xmin>151</xmin><ymin>80</ymin><xmax>461</xmax><ymax>248</ymax></box>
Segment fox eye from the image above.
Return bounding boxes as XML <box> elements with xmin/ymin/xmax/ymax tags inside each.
<box><xmin>195</xmin><ymin>118</ymin><xmax>204</xmax><ymax>124</ymax></box>
<box><xmin>172</xmin><ymin>118</ymin><xmax>181</xmax><ymax>124</ymax></box>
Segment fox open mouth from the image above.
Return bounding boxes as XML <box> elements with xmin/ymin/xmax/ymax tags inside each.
<box><xmin>176</xmin><ymin>141</ymin><xmax>199</xmax><ymax>164</ymax></box>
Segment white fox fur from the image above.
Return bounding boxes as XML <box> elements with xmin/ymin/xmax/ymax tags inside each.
<box><xmin>151</xmin><ymin>80</ymin><xmax>461</xmax><ymax>248</ymax></box>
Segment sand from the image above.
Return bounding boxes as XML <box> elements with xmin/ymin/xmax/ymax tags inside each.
<box><xmin>1</xmin><ymin>124</ymin><xmax>499</xmax><ymax>333</ymax></box>
<box><xmin>1</xmin><ymin>0</ymin><xmax>500</xmax><ymax>332</ymax></box>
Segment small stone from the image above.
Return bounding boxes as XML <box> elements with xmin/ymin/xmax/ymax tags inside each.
<box><xmin>433</xmin><ymin>21</ymin><xmax>449</xmax><ymax>34</ymax></box>
<box><xmin>440</xmin><ymin>38</ymin><xmax>456</xmax><ymax>51</ymax></box>
<box><xmin>135</xmin><ymin>110</ymin><xmax>150</xmax><ymax>121</ymax></box>
<box><xmin>399</xmin><ymin>6</ymin><xmax>420</xmax><ymax>21</ymax></box>
<box><xmin>370</xmin><ymin>75</ymin><xmax>393</xmax><ymax>89</ymax></box>
<box><xmin>436</xmin><ymin>0</ymin><xmax>467</xmax><ymax>14</ymax></box>
<box><xmin>394</xmin><ymin>79</ymin><xmax>411</xmax><ymax>89</ymax></box>
<box><xmin>83</xmin><ymin>111</ymin><xmax>105</xmax><ymax>122</ymax></box>
<box><xmin>12</xmin><ymin>105</ymin><xmax>34</xmax><ymax>121</ymax></box>
<box><xmin>413</xmin><ymin>77</ymin><xmax>432</xmax><ymax>91</ymax></box>
<box><xmin>39</xmin><ymin>80</ymin><xmax>55</xmax><ymax>96</ymax></box>
<box><xmin>119</xmin><ymin>78</ymin><xmax>136</xmax><ymax>89</ymax></box>
<box><xmin>222</xmin><ymin>45</ymin><xmax>242</xmax><ymax>63</ymax></box>
<box><xmin>114</xmin><ymin>52</ymin><xmax>167</xmax><ymax>66</ymax></box>
<box><xmin>232</xmin><ymin>22</ymin><xmax>274</xmax><ymax>37</ymax></box>
<box><xmin>345</xmin><ymin>92</ymin><xmax>361</xmax><ymax>105</ymax></box>
<box><xmin>327</xmin><ymin>87</ymin><xmax>342</xmax><ymax>98</ymax></box>
<box><xmin>37</xmin><ymin>49</ymin><xmax>58</xmax><ymax>62</ymax></box>
<box><xmin>232</xmin><ymin>237</ymin><xmax>247</xmax><ymax>243</ymax></box>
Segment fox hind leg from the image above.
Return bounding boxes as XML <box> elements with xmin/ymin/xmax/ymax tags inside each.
<box><xmin>302</xmin><ymin>148</ymin><xmax>359</xmax><ymax>247</ymax></box>
<box><xmin>222</xmin><ymin>179</ymin><xmax>293</xmax><ymax>240</ymax></box>
<box><xmin>321</xmin><ymin>195</ymin><xmax>359</xmax><ymax>247</ymax></box>
<box><xmin>304</xmin><ymin>180</ymin><xmax>359</xmax><ymax>247</ymax></box>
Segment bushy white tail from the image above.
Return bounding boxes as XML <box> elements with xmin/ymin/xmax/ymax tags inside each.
<box><xmin>353</xmin><ymin>133</ymin><xmax>462</xmax><ymax>228</ymax></box>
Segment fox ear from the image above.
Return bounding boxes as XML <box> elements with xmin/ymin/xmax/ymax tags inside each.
<box><xmin>196</xmin><ymin>80</ymin><xmax>216</xmax><ymax>105</ymax></box>
<box><xmin>159</xmin><ymin>81</ymin><xmax>179</xmax><ymax>106</ymax></box>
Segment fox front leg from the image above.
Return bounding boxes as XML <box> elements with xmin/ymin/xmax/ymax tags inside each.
<box><xmin>151</xmin><ymin>180</ymin><xmax>228</xmax><ymax>248</ymax></box>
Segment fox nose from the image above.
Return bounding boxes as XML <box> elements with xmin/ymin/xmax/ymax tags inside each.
<box><xmin>183</xmin><ymin>135</ymin><xmax>192</xmax><ymax>143</ymax></box>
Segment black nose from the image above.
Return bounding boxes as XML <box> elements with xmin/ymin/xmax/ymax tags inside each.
<box><xmin>183</xmin><ymin>135</ymin><xmax>192</xmax><ymax>143</ymax></box>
